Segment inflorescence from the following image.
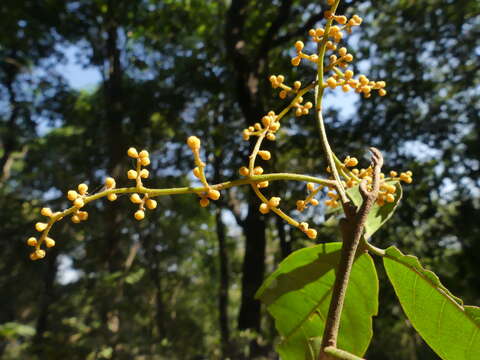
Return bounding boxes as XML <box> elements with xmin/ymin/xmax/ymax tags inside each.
<box><xmin>26</xmin><ymin>0</ymin><xmax>411</xmax><ymax>260</ymax></box>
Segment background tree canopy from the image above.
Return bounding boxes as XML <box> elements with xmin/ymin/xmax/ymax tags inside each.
<box><xmin>0</xmin><ymin>0</ymin><xmax>478</xmax><ymax>359</ymax></box>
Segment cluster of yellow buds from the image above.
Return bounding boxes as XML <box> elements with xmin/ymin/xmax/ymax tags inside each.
<box><xmin>269</xmin><ymin>75</ymin><xmax>303</xmax><ymax>100</ymax></box>
<box><xmin>127</xmin><ymin>147</ymin><xmax>156</xmax><ymax>220</ymax></box>
<box><xmin>328</xmin><ymin>157</ymin><xmax>414</xmax><ymax>207</ymax></box>
<box><xmin>187</xmin><ymin>136</ymin><xmax>221</xmax><ymax>207</ymax></box>
<box><xmin>291</xmin><ymin>40</ymin><xmax>319</xmax><ymax>66</ymax></box>
<box><xmin>67</xmin><ymin>183</ymin><xmax>90</xmax><ymax>223</ymax></box>
<box><xmin>259</xmin><ymin>196</ymin><xmax>281</xmax><ymax>214</ymax></box>
<box><xmin>325</xmin><ymin>72</ymin><xmax>387</xmax><ymax>98</ymax></box>
<box><xmin>105</xmin><ymin>176</ymin><xmax>117</xmax><ymax>201</ymax></box>
<box><xmin>296</xmin><ymin>182</ymin><xmax>321</xmax><ymax>212</ymax></box>
<box><xmin>28</xmin><ymin>206</ymin><xmax>59</xmax><ymax>260</ymax></box>
<box><xmin>129</xmin><ymin>193</ymin><xmax>157</xmax><ymax>220</ymax></box>
<box><xmin>242</xmin><ymin>111</ymin><xmax>280</xmax><ymax>143</ymax></box>
<box><xmin>299</xmin><ymin>221</ymin><xmax>318</xmax><ymax>240</ymax></box>
<box><xmin>327</xmin><ymin>47</ymin><xmax>353</xmax><ymax>69</ymax></box>
<box><xmin>292</xmin><ymin>96</ymin><xmax>313</xmax><ymax>117</ymax></box>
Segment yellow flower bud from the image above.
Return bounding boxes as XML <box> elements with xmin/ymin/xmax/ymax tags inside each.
<box><xmin>67</xmin><ymin>190</ymin><xmax>78</xmax><ymax>201</ymax></box>
<box><xmin>134</xmin><ymin>210</ymin><xmax>145</xmax><ymax>221</ymax></box>
<box><xmin>259</xmin><ymin>203</ymin><xmax>270</xmax><ymax>214</ymax></box>
<box><xmin>78</xmin><ymin>183</ymin><xmax>88</xmax><ymax>195</ymax></box>
<box><xmin>140</xmin><ymin>157</ymin><xmax>151</xmax><ymax>166</ymax></box>
<box><xmin>78</xmin><ymin>211</ymin><xmax>89</xmax><ymax>221</ymax></box>
<box><xmin>253</xmin><ymin>166</ymin><xmax>264</xmax><ymax>175</ymax></box>
<box><xmin>128</xmin><ymin>170</ymin><xmax>138</xmax><ymax>179</ymax></box>
<box><xmin>27</xmin><ymin>237</ymin><xmax>37</xmax><ymax>246</ymax></box>
<box><xmin>130</xmin><ymin>193</ymin><xmax>142</xmax><ymax>204</ymax></box>
<box><xmin>258</xmin><ymin>150</ymin><xmax>271</xmax><ymax>161</ymax></box>
<box><xmin>208</xmin><ymin>189</ymin><xmax>221</xmax><ymax>201</ymax></box>
<box><xmin>35</xmin><ymin>249</ymin><xmax>46</xmax><ymax>259</ymax></box>
<box><xmin>306</xmin><ymin>228</ymin><xmax>317</xmax><ymax>239</ymax></box>
<box><xmin>140</xmin><ymin>169</ymin><xmax>149</xmax><ymax>178</ymax></box>
<box><xmin>35</xmin><ymin>222</ymin><xmax>48</xmax><ymax>232</ymax></box>
<box><xmin>294</xmin><ymin>41</ymin><xmax>304</xmax><ymax>52</ymax></box>
<box><xmin>107</xmin><ymin>193</ymin><xmax>117</xmax><ymax>201</ymax></box>
<box><xmin>41</xmin><ymin>207</ymin><xmax>53</xmax><ymax>217</ymax></box>
<box><xmin>45</xmin><ymin>237</ymin><xmax>56</xmax><ymax>248</ymax></box>
<box><xmin>127</xmin><ymin>147</ymin><xmax>139</xmax><ymax>158</ymax></box>
<box><xmin>311</xmin><ymin>199</ymin><xmax>319</xmax><ymax>206</ymax></box>
<box><xmin>199</xmin><ymin>198</ymin><xmax>210</xmax><ymax>207</ymax></box>
<box><xmin>73</xmin><ymin>198</ymin><xmax>84</xmax><ymax>208</ymax></box>
<box><xmin>71</xmin><ymin>215</ymin><xmax>81</xmax><ymax>223</ymax></box>
<box><xmin>187</xmin><ymin>136</ymin><xmax>201</xmax><ymax>151</ymax></box>
<box><xmin>146</xmin><ymin>199</ymin><xmax>157</xmax><ymax>210</ymax></box>
<box><xmin>138</xmin><ymin>150</ymin><xmax>149</xmax><ymax>158</ymax></box>
<box><xmin>105</xmin><ymin>177</ymin><xmax>116</xmax><ymax>189</ymax></box>
<box><xmin>268</xmin><ymin>197</ymin><xmax>281</xmax><ymax>208</ymax></box>
<box><xmin>239</xmin><ymin>167</ymin><xmax>249</xmax><ymax>176</ymax></box>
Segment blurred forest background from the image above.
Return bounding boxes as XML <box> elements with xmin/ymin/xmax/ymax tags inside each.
<box><xmin>0</xmin><ymin>0</ymin><xmax>479</xmax><ymax>359</ymax></box>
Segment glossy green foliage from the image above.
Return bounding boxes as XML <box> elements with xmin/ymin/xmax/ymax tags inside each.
<box><xmin>256</xmin><ymin>243</ymin><xmax>378</xmax><ymax>359</ymax></box>
<box><xmin>384</xmin><ymin>246</ymin><xmax>480</xmax><ymax>360</ymax></box>
<box><xmin>347</xmin><ymin>181</ymin><xmax>402</xmax><ymax>238</ymax></box>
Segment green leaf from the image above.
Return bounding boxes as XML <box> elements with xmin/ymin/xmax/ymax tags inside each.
<box><xmin>256</xmin><ymin>243</ymin><xmax>378</xmax><ymax>359</ymax></box>
<box><xmin>347</xmin><ymin>181</ymin><xmax>402</xmax><ymax>238</ymax></box>
<box><xmin>0</xmin><ymin>322</ymin><xmax>35</xmax><ymax>338</ymax></box>
<box><xmin>384</xmin><ymin>246</ymin><xmax>480</xmax><ymax>360</ymax></box>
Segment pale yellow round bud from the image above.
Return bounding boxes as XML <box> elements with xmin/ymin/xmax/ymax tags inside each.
<box><xmin>294</xmin><ymin>40</ymin><xmax>304</xmax><ymax>52</ymax></box>
<box><xmin>239</xmin><ymin>167</ymin><xmax>250</xmax><ymax>176</ymax></box>
<box><xmin>258</xmin><ymin>150</ymin><xmax>271</xmax><ymax>161</ymax></box>
<box><xmin>296</xmin><ymin>200</ymin><xmax>305</xmax><ymax>211</ymax></box>
<box><xmin>294</xmin><ymin>81</ymin><xmax>301</xmax><ymax>89</ymax></box>
<box><xmin>311</xmin><ymin>199</ymin><xmax>319</xmax><ymax>206</ymax></box>
<box><xmin>327</xmin><ymin>77</ymin><xmax>337</xmax><ymax>88</ymax></box>
<box><xmin>192</xmin><ymin>167</ymin><xmax>201</xmax><ymax>178</ymax></box>
<box><xmin>379</xmin><ymin>89</ymin><xmax>387</xmax><ymax>96</ymax></box>
<box><xmin>138</xmin><ymin>150</ymin><xmax>149</xmax><ymax>158</ymax></box>
<box><xmin>78</xmin><ymin>211</ymin><xmax>88</xmax><ymax>221</ymax></box>
<box><xmin>45</xmin><ymin>237</ymin><xmax>56</xmax><ymax>248</ymax></box>
<box><xmin>30</xmin><ymin>252</ymin><xmax>39</xmax><ymax>261</ymax></box>
<box><xmin>127</xmin><ymin>170</ymin><xmax>138</xmax><ymax>179</ymax></box>
<box><xmin>41</xmin><ymin>207</ymin><xmax>53</xmax><ymax>217</ymax></box>
<box><xmin>306</xmin><ymin>228</ymin><xmax>318</xmax><ymax>239</ymax></box>
<box><xmin>187</xmin><ymin>136</ymin><xmax>201</xmax><ymax>151</ymax></box>
<box><xmin>71</xmin><ymin>215</ymin><xmax>80</xmax><ymax>223</ymax></box>
<box><xmin>77</xmin><ymin>183</ymin><xmax>88</xmax><ymax>195</ymax></box>
<box><xmin>67</xmin><ymin>190</ymin><xmax>78</xmax><ymax>201</ymax></box>
<box><xmin>134</xmin><ymin>210</ymin><xmax>145</xmax><ymax>221</ymax></box>
<box><xmin>73</xmin><ymin>198</ymin><xmax>84</xmax><ymax>208</ymax></box>
<box><xmin>107</xmin><ymin>193</ymin><xmax>117</xmax><ymax>201</ymax></box>
<box><xmin>27</xmin><ymin>237</ymin><xmax>37</xmax><ymax>246</ymax></box>
<box><xmin>140</xmin><ymin>169</ymin><xmax>149</xmax><ymax>178</ymax></box>
<box><xmin>259</xmin><ymin>203</ymin><xmax>270</xmax><ymax>214</ymax></box>
<box><xmin>268</xmin><ymin>197</ymin><xmax>281</xmax><ymax>208</ymax></box>
<box><xmin>199</xmin><ymin>198</ymin><xmax>210</xmax><ymax>207</ymax></box>
<box><xmin>253</xmin><ymin>166</ymin><xmax>264</xmax><ymax>175</ymax></box>
<box><xmin>140</xmin><ymin>157</ymin><xmax>151</xmax><ymax>166</ymax></box>
<box><xmin>208</xmin><ymin>189</ymin><xmax>221</xmax><ymax>201</ymax></box>
<box><xmin>146</xmin><ymin>199</ymin><xmax>157</xmax><ymax>210</ymax></box>
<box><xmin>127</xmin><ymin>147</ymin><xmax>139</xmax><ymax>158</ymax></box>
<box><xmin>105</xmin><ymin>177</ymin><xmax>116</xmax><ymax>189</ymax></box>
<box><xmin>307</xmin><ymin>182</ymin><xmax>315</xmax><ymax>192</ymax></box>
<box><xmin>291</xmin><ymin>57</ymin><xmax>301</xmax><ymax>66</ymax></box>
<box><xmin>266</xmin><ymin>133</ymin><xmax>276</xmax><ymax>141</ymax></box>
<box><xmin>35</xmin><ymin>249</ymin><xmax>46</xmax><ymax>259</ymax></box>
<box><xmin>35</xmin><ymin>222</ymin><xmax>48</xmax><ymax>232</ymax></box>
<box><xmin>257</xmin><ymin>181</ymin><xmax>269</xmax><ymax>188</ymax></box>
<box><xmin>130</xmin><ymin>193</ymin><xmax>142</xmax><ymax>204</ymax></box>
